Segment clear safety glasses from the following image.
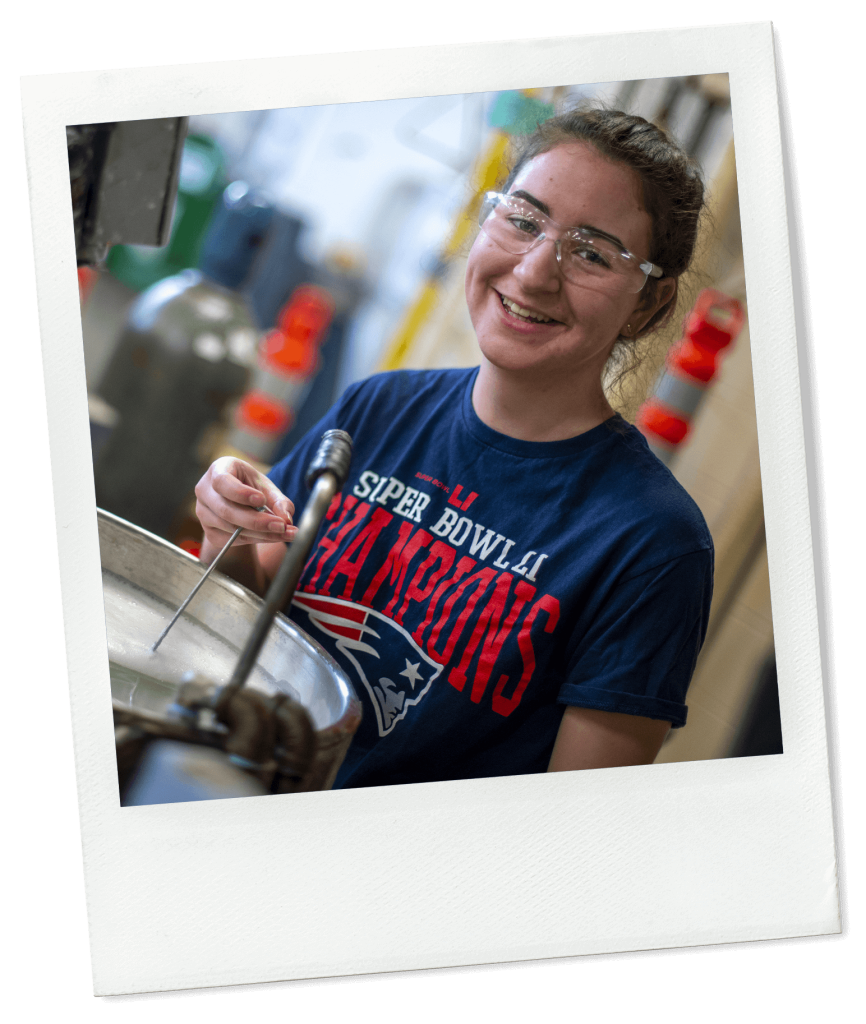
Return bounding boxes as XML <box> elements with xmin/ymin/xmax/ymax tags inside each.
<box><xmin>477</xmin><ymin>191</ymin><xmax>664</xmax><ymax>294</ymax></box>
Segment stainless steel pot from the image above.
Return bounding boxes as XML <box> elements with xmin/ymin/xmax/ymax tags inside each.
<box><xmin>99</xmin><ymin>508</ymin><xmax>361</xmax><ymax>792</ymax></box>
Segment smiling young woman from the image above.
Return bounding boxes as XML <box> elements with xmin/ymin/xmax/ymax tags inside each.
<box><xmin>466</xmin><ymin>141</ymin><xmax>677</xmax><ymax>442</ymax></box>
<box><xmin>194</xmin><ymin>106</ymin><xmax>713</xmax><ymax>788</ymax></box>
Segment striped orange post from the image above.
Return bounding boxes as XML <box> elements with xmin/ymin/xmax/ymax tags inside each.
<box><xmin>636</xmin><ymin>289</ymin><xmax>745</xmax><ymax>463</ymax></box>
<box><xmin>229</xmin><ymin>285</ymin><xmax>335</xmax><ymax>463</ymax></box>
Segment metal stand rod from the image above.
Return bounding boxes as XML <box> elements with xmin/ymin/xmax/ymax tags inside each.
<box><xmin>151</xmin><ymin>507</ymin><xmax>267</xmax><ymax>652</ymax></box>
<box><xmin>217</xmin><ymin>473</ymin><xmax>339</xmax><ymax>710</ymax></box>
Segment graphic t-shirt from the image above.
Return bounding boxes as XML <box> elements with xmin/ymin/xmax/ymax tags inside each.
<box><xmin>268</xmin><ymin>368</ymin><xmax>714</xmax><ymax>789</ymax></box>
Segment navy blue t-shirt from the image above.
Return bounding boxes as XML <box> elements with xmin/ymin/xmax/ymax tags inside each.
<box><xmin>268</xmin><ymin>368</ymin><xmax>714</xmax><ymax>788</ymax></box>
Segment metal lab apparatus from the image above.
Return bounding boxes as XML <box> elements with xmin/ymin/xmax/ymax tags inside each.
<box><xmin>100</xmin><ymin>509</ymin><xmax>361</xmax><ymax>803</ymax></box>
<box><xmin>94</xmin><ymin>270</ymin><xmax>257</xmax><ymax>539</ymax></box>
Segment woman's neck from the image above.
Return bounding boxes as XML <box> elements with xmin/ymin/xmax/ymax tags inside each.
<box><xmin>471</xmin><ymin>359</ymin><xmax>616</xmax><ymax>442</ymax></box>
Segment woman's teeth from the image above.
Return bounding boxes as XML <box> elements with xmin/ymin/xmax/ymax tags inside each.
<box><xmin>500</xmin><ymin>294</ymin><xmax>552</xmax><ymax>323</ymax></box>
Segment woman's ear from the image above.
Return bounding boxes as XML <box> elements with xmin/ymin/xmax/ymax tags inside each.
<box><xmin>629</xmin><ymin>277</ymin><xmax>678</xmax><ymax>335</ymax></box>
<box><xmin>652</xmin><ymin>276</ymin><xmax>678</xmax><ymax>314</ymax></box>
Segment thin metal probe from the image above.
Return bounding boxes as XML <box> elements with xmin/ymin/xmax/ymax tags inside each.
<box><xmin>151</xmin><ymin>505</ymin><xmax>271</xmax><ymax>652</ymax></box>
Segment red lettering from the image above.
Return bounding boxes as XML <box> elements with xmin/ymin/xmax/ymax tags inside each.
<box><xmin>360</xmin><ymin>520</ymin><xmax>413</xmax><ymax>605</ymax></box>
<box><xmin>448</xmin><ymin>484</ymin><xmax>478</xmax><ymax>511</ymax></box>
<box><xmin>361</xmin><ymin>523</ymin><xmax>433</xmax><ymax>617</ymax></box>
<box><xmin>427</xmin><ymin>565</ymin><xmax>498</xmax><ymax>665</ymax></box>
<box><xmin>395</xmin><ymin>540</ymin><xmax>456</xmax><ymax>625</ymax></box>
<box><xmin>448</xmin><ymin>576</ymin><xmax>536</xmax><ymax>701</ymax></box>
<box><xmin>491</xmin><ymin>594</ymin><xmax>560</xmax><ymax>717</ymax></box>
<box><xmin>305</xmin><ymin>496</ymin><xmax>364</xmax><ymax>591</ymax></box>
<box><xmin>411</xmin><ymin>555</ymin><xmax>475</xmax><ymax>648</ymax></box>
<box><xmin>324</xmin><ymin>493</ymin><xmax>343</xmax><ymax>520</ymax></box>
<box><xmin>318</xmin><ymin>507</ymin><xmax>393</xmax><ymax>598</ymax></box>
<box><xmin>383</xmin><ymin>530</ymin><xmax>433</xmax><ymax>619</ymax></box>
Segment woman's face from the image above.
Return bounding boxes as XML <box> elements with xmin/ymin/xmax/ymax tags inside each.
<box><xmin>465</xmin><ymin>142</ymin><xmax>666</xmax><ymax>382</ymax></box>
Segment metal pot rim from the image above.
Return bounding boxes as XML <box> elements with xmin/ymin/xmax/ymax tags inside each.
<box><xmin>98</xmin><ymin>507</ymin><xmax>362</xmax><ymax>737</ymax></box>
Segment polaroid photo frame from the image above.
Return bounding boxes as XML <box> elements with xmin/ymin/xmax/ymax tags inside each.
<box><xmin>21</xmin><ymin>22</ymin><xmax>839</xmax><ymax>995</ymax></box>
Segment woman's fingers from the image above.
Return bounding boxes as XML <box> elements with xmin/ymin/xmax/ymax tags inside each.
<box><xmin>196</xmin><ymin>497</ymin><xmax>291</xmax><ymax>544</ymax></box>
<box><xmin>211</xmin><ymin>459</ymin><xmax>295</xmax><ymax>521</ymax></box>
<box><xmin>195</xmin><ymin>458</ymin><xmax>297</xmax><ymax>545</ymax></box>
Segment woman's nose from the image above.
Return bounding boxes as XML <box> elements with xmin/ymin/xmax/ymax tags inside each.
<box><xmin>513</xmin><ymin>236</ymin><xmax>561</xmax><ymax>290</ymax></box>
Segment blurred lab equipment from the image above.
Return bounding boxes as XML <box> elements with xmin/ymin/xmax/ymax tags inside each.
<box><xmin>106</xmin><ymin>134</ymin><xmax>226</xmax><ymax>292</ymax></box>
<box><xmin>637</xmin><ymin>289</ymin><xmax>745</xmax><ymax>463</ymax></box>
<box><xmin>229</xmin><ymin>284</ymin><xmax>335</xmax><ymax>463</ymax></box>
<box><xmin>67</xmin><ymin>117</ymin><xmax>187</xmax><ymax>267</ymax></box>
<box><xmin>93</xmin><ymin>270</ymin><xmax>256</xmax><ymax>538</ymax></box>
<box><xmin>91</xmin><ymin>181</ymin><xmax>292</xmax><ymax>538</ymax></box>
<box><xmin>91</xmin><ymin>172</ymin><xmax>364</xmax><ymax>541</ymax></box>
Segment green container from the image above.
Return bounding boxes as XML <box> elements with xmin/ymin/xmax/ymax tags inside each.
<box><xmin>488</xmin><ymin>91</ymin><xmax>555</xmax><ymax>137</ymax></box>
<box><xmin>106</xmin><ymin>134</ymin><xmax>226</xmax><ymax>293</ymax></box>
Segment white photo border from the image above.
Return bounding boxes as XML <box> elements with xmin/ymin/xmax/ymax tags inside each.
<box><xmin>21</xmin><ymin>22</ymin><xmax>839</xmax><ymax>996</ymax></box>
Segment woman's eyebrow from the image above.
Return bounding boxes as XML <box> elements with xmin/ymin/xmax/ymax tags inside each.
<box><xmin>510</xmin><ymin>189</ymin><xmax>551</xmax><ymax>217</ymax></box>
<box><xmin>579</xmin><ymin>224</ymin><xmax>628</xmax><ymax>251</ymax></box>
<box><xmin>510</xmin><ymin>189</ymin><xmax>628</xmax><ymax>251</ymax></box>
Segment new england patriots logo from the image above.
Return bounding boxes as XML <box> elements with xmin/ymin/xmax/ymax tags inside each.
<box><xmin>291</xmin><ymin>593</ymin><xmax>442</xmax><ymax>737</ymax></box>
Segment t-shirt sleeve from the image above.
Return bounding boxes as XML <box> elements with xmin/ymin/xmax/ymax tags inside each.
<box><xmin>557</xmin><ymin>548</ymin><xmax>714</xmax><ymax>727</ymax></box>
